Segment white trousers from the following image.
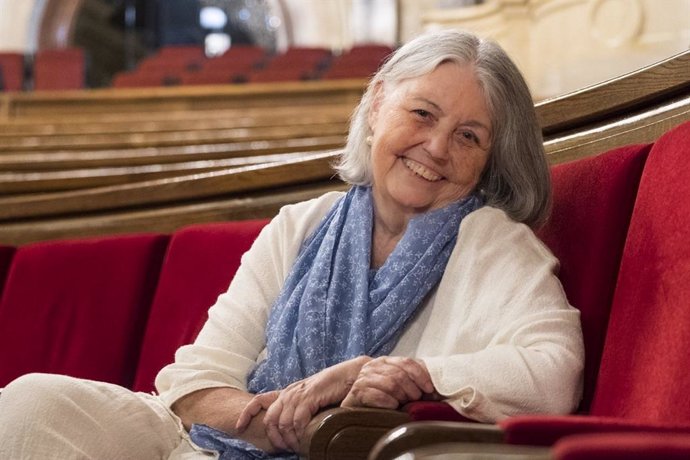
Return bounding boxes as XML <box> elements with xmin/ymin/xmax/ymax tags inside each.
<box><xmin>0</xmin><ymin>373</ymin><xmax>217</xmax><ymax>460</ymax></box>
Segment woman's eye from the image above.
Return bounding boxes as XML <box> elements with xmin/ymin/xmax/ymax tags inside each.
<box><xmin>413</xmin><ymin>109</ymin><xmax>431</xmax><ymax>118</ymax></box>
<box><xmin>457</xmin><ymin>131</ymin><xmax>479</xmax><ymax>145</ymax></box>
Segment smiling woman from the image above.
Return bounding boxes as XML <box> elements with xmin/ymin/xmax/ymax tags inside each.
<box><xmin>0</xmin><ymin>29</ymin><xmax>583</xmax><ymax>460</ymax></box>
<box><xmin>338</xmin><ymin>28</ymin><xmax>551</xmax><ymax>227</ymax></box>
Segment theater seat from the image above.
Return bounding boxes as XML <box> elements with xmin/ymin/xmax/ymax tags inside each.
<box><xmin>0</xmin><ymin>234</ymin><xmax>169</xmax><ymax>388</ymax></box>
<box><xmin>34</xmin><ymin>48</ymin><xmax>86</xmax><ymax>90</ymax></box>
<box><xmin>536</xmin><ymin>143</ymin><xmax>650</xmax><ymax>412</ymax></box>
<box><xmin>132</xmin><ymin>219</ymin><xmax>269</xmax><ymax>393</ymax></box>
<box><xmin>552</xmin><ymin>432</ymin><xmax>690</xmax><ymax>460</ymax></box>
<box><xmin>0</xmin><ymin>53</ymin><xmax>25</xmax><ymax>91</ymax></box>
<box><xmin>112</xmin><ymin>70</ymin><xmax>182</xmax><ymax>88</ymax></box>
<box><xmin>246</xmin><ymin>67</ymin><xmax>315</xmax><ymax>83</ymax></box>
<box><xmin>321</xmin><ymin>44</ymin><xmax>392</xmax><ymax>79</ymax></box>
<box><xmin>500</xmin><ymin>121</ymin><xmax>690</xmax><ymax>443</ymax></box>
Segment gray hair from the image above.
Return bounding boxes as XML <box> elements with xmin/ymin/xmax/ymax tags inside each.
<box><xmin>335</xmin><ymin>29</ymin><xmax>550</xmax><ymax>227</ymax></box>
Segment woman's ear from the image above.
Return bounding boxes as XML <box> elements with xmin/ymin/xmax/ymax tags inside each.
<box><xmin>367</xmin><ymin>81</ymin><xmax>385</xmax><ymax>132</ymax></box>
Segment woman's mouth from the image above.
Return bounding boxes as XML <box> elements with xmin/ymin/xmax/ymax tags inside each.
<box><xmin>402</xmin><ymin>158</ymin><xmax>443</xmax><ymax>182</ymax></box>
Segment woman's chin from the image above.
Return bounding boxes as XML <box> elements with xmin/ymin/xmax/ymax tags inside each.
<box><xmin>388</xmin><ymin>195</ymin><xmax>435</xmax><ymax>213</ymax></box>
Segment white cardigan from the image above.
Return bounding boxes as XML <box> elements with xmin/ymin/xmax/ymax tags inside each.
<box><xmin>156</xmin><ymin>191</ymin><xmax>584</xmax><ymax>423</ymax></box>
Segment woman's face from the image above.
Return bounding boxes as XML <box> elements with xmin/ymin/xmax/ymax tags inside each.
<box><xmin>368</xmin><ymin>62</ymin><xmax>492</xmax><ymax>219</ymax></box>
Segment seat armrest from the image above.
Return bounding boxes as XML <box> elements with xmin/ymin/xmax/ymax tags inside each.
<box><xmin>301</xmin><ymin>407</ymin><xmax>411</xmax><ymax>460</ymax></box>
<box><xmin>369</xmin><ymin>421</ymin><xmax>504</xmax><ymax>460</ymax></box>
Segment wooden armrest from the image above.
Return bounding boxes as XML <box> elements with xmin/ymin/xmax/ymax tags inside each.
<box><xmin>368</xmin><ymin>420</ymin><xmax>505</xmax><ymax>460</ymax></box>
<box><xmin>301</xmin><ymin>407</ymin><xmax>411</xmax><ymax>460</ymax></box>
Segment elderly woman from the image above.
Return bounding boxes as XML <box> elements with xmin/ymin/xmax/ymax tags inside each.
<box><xmin>0</xmin><ymin>29</ymin><xmax>583</xmax><ymax>459</ymax></box>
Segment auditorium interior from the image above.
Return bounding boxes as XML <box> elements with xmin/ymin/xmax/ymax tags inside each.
<box><xmin>0</xmin><ymin>0</ymin><xmax>689</xmax><ymax>458</ymax></box>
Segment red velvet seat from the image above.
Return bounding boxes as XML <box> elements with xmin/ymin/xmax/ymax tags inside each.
<box><xmin>180</xmin><ymin>69</ymin><xmax>244</xmax><ymax>86</ymax></box>
<box><xmin>246</xmin><ymin>47</ymin><xmax>332</xmax><ymax>83</ymax></box>
<box><xmin>500</xmin><ymin>121</ymin><xmax>690</xmax><ymax>444</ymax></box>
<box><xmin>136</xmin><ymin>45</ymin><xmax>206</xmax><ymax>71</ymax></box>
<box><xmin>112</xmin><ymin>46</ymin><xmax>210</xmax><ymax>88</ymax></box>
<box><xmin>321</xmin><ymin>63</ymin><xmax>380</xmax><ymax>80</ymax></box>
<box><xmin>137</xmin><ymin>58</ymin><xmax>205</xmax><ymax>73</ymax></box>
<box><xmin>0</xmin><ymin>234</ymin><xmax>169</xmax><ymax>388</ymax></box>
<box><xmin>336</xmin><ymin>44</ymin><xmax>393</xmax><ymax>67</ymax></box>
<box><xmin>321</xmin><ymin>44</ymin><xmax>392</xmax><ymax>80</ymax></box>
<box><xmin>346</xmin><ymin>44</ymin><xmax>394</xmax><ymax>58</ymax></box>
<box><xmin>180</xmin><ymin>48</ymin><xmax>267</xmax><ymax>86</ymax></box>
<box><xmin>536</xmin><ymin>143</ymin><xmax>650</xmax><ymax>412</ymax></box>
<box><xmin>201</xmin><ymin>56</ymin><xmax>259</xmax><ymax>74</ymax></box>
<box><xmin>211</xmin><ymin>45</ymin><xmax>266</xmax><ymax>68</ymax></box>
<box><xmin>553</xmin><ymin>432</ymin><xmax>690</xmax><ymax>460</ymax></box>
<box><xmin>132</xmin><ymin>219</ymin><xmax>269</xmax><ymax>393</ymax></box>
<box><xmin>112</xmin><ymin>70</ymin><xmax>182</xmax><ymax>88</ymax></box>
<box><xmin>246</xmin><ymin>67</ymin><xmax>315</xmax><ymax>83</ymax></box>
<box><xmin>156</xmin><ymin>45</ymin><xmax>206</xmax><ymax>60</ymax></box>
<box><xmin>270</xmin><ymin>47</ymin><xmax>332</xmax><ymax>65</ymax></box>
<box><xmin>138</xmin><ymin>57</ymin><xmax>207</xmax><ymax>74</ymax></box>
<box><xmin>33</xmin><ymin>48</ymin><xmax>86</xmax><ymax>90</ymax></box>
<box><xmin>0</xmin><ymin>52</ymin><xmax>25</xmax><ymax>91</ymax></box>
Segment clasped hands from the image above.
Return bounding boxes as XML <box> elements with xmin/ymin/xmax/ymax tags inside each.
<box><xmin>235</xmin><ymin>355</ymin><xmax>437</xmax><ymax>453</ymax></box>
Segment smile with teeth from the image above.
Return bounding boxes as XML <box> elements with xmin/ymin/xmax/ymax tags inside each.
<box><xmin>402</xmin><ymin>158</ymin><xmax>443</xmax><ymax>182</ymax></box>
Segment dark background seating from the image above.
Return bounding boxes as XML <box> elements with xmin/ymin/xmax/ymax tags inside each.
<box><xmin>0</xmin><ymin>43</ymin><xmax>392</xmax><ymax>92</ymax></box>
<box><xmin>0</xmin><ymin>53</ymin><xmax>25</xmax><ymax>92</ymax></box>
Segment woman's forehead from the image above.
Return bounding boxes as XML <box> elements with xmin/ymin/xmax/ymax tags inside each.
<box><xmin>386</xmin><ymin>64</ymin><xmax>489</xmax><ymax>115</ymax></box>
<box><xmin>387</xmin><ymin>62</ymin><xmax>480</xmax><ymax>95</ymax></box>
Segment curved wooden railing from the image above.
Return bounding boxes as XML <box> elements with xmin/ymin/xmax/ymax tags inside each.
<box><xmin>537</xmin><ymin>49</ymin><xmax>690</xmax><ymax>163</ymax></box>
<box><xmin>0</xmin><ymin>78</ymin><xmax>366</xmax><ymax>119</ymax></box>
<box><xmin>0</xmin><ymin>51</ymin><xmax>688</xmax><ymax>247</ymax></box>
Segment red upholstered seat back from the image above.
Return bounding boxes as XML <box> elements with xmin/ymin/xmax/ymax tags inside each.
<box><xmin>552</xmin><ymin>431</ymin><xmax>690</xmax><ymax>460</ymax></box>
<box><xmin>589</xmin><ymin>121</ymin><xmax>690</xmax><ymax>422</ymax></box>
<box><xmin>0</xmin><ymin>234</ymin><xmax>169</xmax><ymax>388</ymax></box>
<box><xmin>537</xmin><ymin>144</ymin><xmax>650</xmax><ymax>412</ymax></box>
<box><xmin>33</xmin><ymin>48</ymin><xmax>86</xmax><ymax>90</ymax></box>
<box><xmin>0</xmin><ymin>52</ymin><xmax>25</xmax><ymax>91</ymax></box>
<box><xmin>132</xmin><ymin>219</ymin><xmax>269</xmax><ymax>393</ymax></box>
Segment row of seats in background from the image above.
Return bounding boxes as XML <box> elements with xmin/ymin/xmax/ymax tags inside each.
<box><xmin>111</xmin><ymin>44</ymin><xmax>394</xmax><ymax>88</ymax></box>
<box><xmin>0</xmin><ymin>44</ymin><xmax>391</xmax><ymax>92</ymax></box>
<box><xmin>0</xmin><ymin>48</ymin><xmax>86</xmax><ymax>92</ymax></box>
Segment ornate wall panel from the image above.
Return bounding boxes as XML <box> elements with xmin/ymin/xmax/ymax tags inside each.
<box><xmin>422</xmin><ymin>0</ymin><xmax>690</xmax><ymax>99</ymax></box>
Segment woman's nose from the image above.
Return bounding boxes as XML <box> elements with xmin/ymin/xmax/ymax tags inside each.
<box><xmin>424</xmin><ymin>128</ymin><xmax>451</xmax><ymax>160</ymax></box>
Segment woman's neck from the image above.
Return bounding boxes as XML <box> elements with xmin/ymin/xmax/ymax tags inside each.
<box><xmin>371</xmin><ymin>205</ymin><xmax>411</xmax><ymax>269</ymax></box>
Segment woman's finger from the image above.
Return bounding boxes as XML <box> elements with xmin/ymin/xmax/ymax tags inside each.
<box><xmin>360</xmin><ymin>359</ymin><xmax>424</xmax><ymax>402</ymax></box>
<box><xmin>264</xmin><ymin>398</ymin><xmax>290</xmax><ymax>451</ymax></box>
<box><xmin>292</xmin><ymin>402</ymin><xmax>314</xmax><ymax>439</ymax></box>
<box><xmin>274</xmin><ymin>392</ymin><xmax>301</xmax><ymax>452</ymax></box>
<box><xmin>366</xmin><ymin>357</ymin><xmax>435</xmax><ymax>398</ymax></box>
<box><xmin>235</xmin><ymin>391</ymin><xmax>280</xmax><ymax>432</ymax></box>
<box><xmin>340</xmin><ymin>356</ymin><xmax>438</xmax><ymax>409</ymax></box>
<box><xmin>391</xmin><ymin>357</ymin><xmax>435</xmax><ymax>394</ymax></box>
<box><xmin>341</xmin><ymin>385</ymin><xmax>399</xmax><ymax>408</ymax></box>
<box><xmin>364</xmin><ymin>368</ymin><xmax>419</xmax><ymax>402</ymax></box>
<box><xmin>277</xmin><ymin>417</ymin><xmax>301</xmax><ymax>452</ymax></box>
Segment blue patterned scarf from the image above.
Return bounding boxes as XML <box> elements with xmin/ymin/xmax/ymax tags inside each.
<box><xmin>190</xmin><ymin>186</ymin><xmax>482</xmax><ymax>459</ymax></box>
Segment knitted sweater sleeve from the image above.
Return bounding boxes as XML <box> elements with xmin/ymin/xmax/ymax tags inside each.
<box><xmin>416</xmin><ymin>207</ymin><xmax>585</xmax><ymax>422</ymax></box>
